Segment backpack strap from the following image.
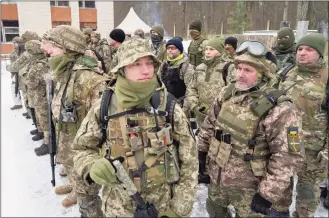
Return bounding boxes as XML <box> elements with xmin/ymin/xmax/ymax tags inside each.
<box><xmin>222</xmin><ymin>62</ymin><xmax>233</xmax><ymax>86</ymax></box>
<box><xmin>273</xmin><ymin>63</ymin><xmax>295</xmax><ymax>89</ymax></box>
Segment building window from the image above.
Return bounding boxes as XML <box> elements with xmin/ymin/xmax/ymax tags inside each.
<box><xmin>80</xmin><ymin>22</ymin><xmax>97</xmax><ymax>30</ymax></box>
<box><xmin>1</xmin><ymin>20</ymin><xmax>19</xmax><ymax>42</ymax></box>
<box><xmin>79</xmin><ymin>1</ymin><xmax>95</xmax><ymax>9</ymax></box>
<box><xmin>52</xmin><ymin>21</ymin><xmax>71</xmax><ymax>28</ymax></box>
<box><xmin>50</xmin><ymin>1</ymin><xmax>69</xmax><ymax>7</ymax></box>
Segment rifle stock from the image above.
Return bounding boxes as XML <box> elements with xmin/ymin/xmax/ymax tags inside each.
<box><xmin>47</xmin><ymin>80</ymin><xmax>56</xmax><ymax>187</ymax></box>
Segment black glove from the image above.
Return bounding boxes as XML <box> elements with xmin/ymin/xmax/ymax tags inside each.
<box><xmin>251</xmin><ymin>193</ymin><xmax>272</xmax><ymax>215</ymax></box>
<box><xmin>198</xmin><ymin>151</ymin><xmax>210</xmax><ymax>184</ymax></box>
<box><xmin>134</xmin><ymin>202</ymin><xmax>158</xmax><ymax>218</ymax></box>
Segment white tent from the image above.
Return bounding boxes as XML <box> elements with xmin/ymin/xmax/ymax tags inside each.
<box><xmin>115</xmin><ymin>7</ymin><xmax>151</xmax><ymax>35</ymax></box>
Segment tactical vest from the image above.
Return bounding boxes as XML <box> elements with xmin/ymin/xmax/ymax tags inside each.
<box><xmin>98</xmin><ymin>85</ymin><xmax>180</xmax><ymax>192</ymax></box>
<box><xmin>276</xmin><ymin>52</ymin><xmax>296</xmax><ymax>71</ymax></box>
<box><xmin>160</xmin><ymin>62</ymin><xmax>186</xmax><ymax>99</ymax></box>
<box><xmin>208</xmin><ymin>84</ymin><xmax>292</xmax><ymax>177</ymax></box>
<box><xmin>53</xmin><ymin>68</ymin><xmax>109</xmax><ymax>136</ymax></box>
<box><xmin>188</xmin><ymin>37</ymin><xmax>206</xmax><ymax>67</ymax></box>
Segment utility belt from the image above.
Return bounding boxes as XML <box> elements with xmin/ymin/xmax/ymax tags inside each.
<box><xmin>108</xmin><ymin>120</ymin><xmax>180</xmax><ymax>192</ymax></box>
<box><xmin>208</xmin><ymin>129</ymin><xmax>269</xmax><ymax>177</ymax></box>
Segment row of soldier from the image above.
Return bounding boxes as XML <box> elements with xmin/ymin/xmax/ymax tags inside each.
<box><xmin>6</xmin><ymin>19</ymin><xmax>328</xmax><ymax>217</ymax></box>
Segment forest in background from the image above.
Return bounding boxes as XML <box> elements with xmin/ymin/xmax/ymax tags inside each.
<box><xmin>113</xmin><ymin>1</ymin><xmax>328</xmax><ymax>37</ymax></box>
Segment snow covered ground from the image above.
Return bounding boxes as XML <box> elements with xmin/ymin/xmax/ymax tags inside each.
<box><xmin>1</xmin><ymin>59</ymin><xmax>327</xmax><ymax>217</ymax></box>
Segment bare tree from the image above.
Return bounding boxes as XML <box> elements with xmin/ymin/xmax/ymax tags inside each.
<box><xmin>297</xmin><ymin>1</ymin><xmax>309</xmax><ymax>21</ymax></box>
<box><xmin>283</xmin><ymin>1</ymin><xmax>289</xmax><ymax>21</ymax></box>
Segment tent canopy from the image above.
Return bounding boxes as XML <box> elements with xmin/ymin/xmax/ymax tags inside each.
<box><xmin>115</xmin><ymin>7</ymin><xmax>151</xmax><ymax>34</ymax></box>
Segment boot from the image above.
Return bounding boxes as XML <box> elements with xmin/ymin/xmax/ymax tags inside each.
<box><xmin>22</xmin><ymin>112</ymin><xmax>28</xmax><ymax>117</ymax></box>
<box><xmin>55</xmin><ymin>184</ymin><xmax>73</xmax><ymax>195</ymax></box>
<box><xmin>79</xmin><ymin>195</ymin><xmax>104</xmax><ymax>217</ymax></box>
<box><xmin>62</xmin><ymin>191</ymin><xmax>77</xmax><ymax>207</ymax></box>
<box><xmin>35</xmin><ymin>144</ymin><xmax>49</xmax><ymax>156</ymax></box>
<box><xmin>10</xmin><ymin>105</ymin><xmax>22</xmax><ymax>110</ymax></box>
<box><xmin>32</xmin><ymin>132</ymin><xmax>44</xmax><ymax>141</ymax></box>
<box><xmin>324</xmin><ymin>192</ymin><xmax>329</xmax><ymax>210</ymax></box>
<box><xmin>59</xmin><ymin>167</ymin><xmax>67</xmax><ymax>177</ymax></box>
<box><xmin>30</xmin><ymin>129</ymin><xmax>38</xmax><ymax>135</ymax></box>
<box><xmin>25</xmin><ymin>114</ymin><xmax>31</xmax><ymax>119</ymax></box>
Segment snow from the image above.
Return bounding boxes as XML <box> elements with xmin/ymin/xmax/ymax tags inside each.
<box><xmin>1</xmin><ymin>60</ymin><xmax>327</xmax><ymax>217</ymax></box>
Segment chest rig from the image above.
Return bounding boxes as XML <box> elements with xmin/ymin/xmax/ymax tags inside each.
<box><xmin>209</xmin><ymin>83</ymin><xmax>294</xmax><ymax>177</ymax></box>
<box><xmin>99</xmin><ymin>84</ymin><xmax>179</xmax><ymax>192</ymax></box>
<box><xmin>160</xmin><ymin>62</ymin><xmax>187</xmax><ymax>99</ymax></box>
<box><xmin>188</xmin><ymin>37</ymin><xmax>206</xmax><ymax>66</ymax></box>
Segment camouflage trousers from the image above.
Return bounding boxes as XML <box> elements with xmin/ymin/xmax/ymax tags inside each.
<box><xmin>35</xmin><ymin>102</ymin><xmax>49</xmax><ymax>144</ymax></box>
<box><xmin>294</xmin><ymin>157</ymin><xmax>328</xmax><ymax>217</ymax></box>
<box><xmin>207</xmin><ymin>181</ymin><xmax>293</xmax><ymax>217</ymax></box>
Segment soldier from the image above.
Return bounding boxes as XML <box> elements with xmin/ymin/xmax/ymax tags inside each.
<box><xmin>224</xmin><ymin>36</ymin><xmax>238</xmax><ymax>59</ymax></box>
<box><xmin>40</xmin><ymin>25</ymin><xmax>109</xmax><ymax>208</ymax></box>
<box><xmin>272</xmin><ymin>27</ymin><xmax>296</xmax><ymax>71</ymax></box>
<box><xmin>187</xmin><ymin>20</ymin><xmax>208</xmax><ymax>67</ymax></box>
<box><xmin>183</xmin><ymin>36</ymin><xmax>234</xmax><ymax>128</ymax></box>
<box><xmin>22</xmin><ymin>40</ymin><xmax>51</xmax><ymax>155</ymax></box>
<box><xmin>198</xmin><ymin>40</ymin><xmax>304</xmax><ymax>217</ymax></box>
<box><xmin>133</xmin><ymin>28</ymin><xmax>144</xmax><ymax>39</ymax></box>
<box><xmin>276</xmin><ymin>33</ymin><xmax>328</xmax><ymax>217</ymax></box>
<box><xmin>106</xmin><ymin>28</ymin><xmax>126</xmax><ymax>74</ymax></box>
<box><xmin>89</xmin><ymin>31</ymin><xmax>112</xmax><ymax>73</ymax></box>
<box><xmin>9</xmin><ymin>36</ymin><xmax>23</xmax><ymax>110</ymax></box>
<box><xmin>83</xmin><ymin>27</ymin><xmax>94</xmax><ymax>47</ymax></box>
<box><xmin>150</xmin><ymin>25</ymin><xmax>167</xmax><ymax>63</ymax></box>
<box><xmin>72</xmin><ymin>38</ymin><xmax>198</xmax><ymax>217</ymax></box>
<box><xmin>158</xmin><ymin>37</ymin><xmax>195</xmax><ymax>106</ymax></box>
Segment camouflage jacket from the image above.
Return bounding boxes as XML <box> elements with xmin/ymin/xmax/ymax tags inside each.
<box><xmin>278</xmin><ymin>62</ymin><xmax>328</xmax><ymax>162</ymax></box>
<box><xmin>197</xmin><ymin>83</ymin><xmax>304</xmax><ymax>203</ymax></box>
<box><xmin>25</xmin><ymin>56</ymin><xmax>49</xmax><ymax>108</ymax></box>
<box><xmin>150</xmin><ymin>40</ymin><xmax>167</xmax><ymax>63</ymax></box>
<box><xmin>183</xmin><ymin>57</ymin><xmax>235</xmax><ymax>124</ymax></box>
<box><xmin>9</xmin><ymin>48</ymin><xmax>19</xmax><ymax>65</ymax></box>
<box><xmin>52</xmin><ymin>61</ymin><xmax>109</xmax><ymax>133</ymax></box>
<box><xmin>90</xmin><ymin>39</ymin><xmax>112</xmax><ymax>72</ymax></box>
<box><xmin>272</xmin><ymin>45</ymin><xmax>296</xmax><ymax>72</ymax></box>
<box><xmin>72</xmin><ymin>83</ymin><xmax>198</xmax><ymax>217</ymax></box>
<box><xmin>106</xmin><ymin>47</ymin><xmax>119</xmax><ymax>78</ymax></box>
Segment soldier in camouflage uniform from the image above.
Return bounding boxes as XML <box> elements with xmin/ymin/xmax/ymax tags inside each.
<box><xmin>22</xmin><ymin>40</ymin><xmax>51</xmax><ymax>155</ymax></box>
<box><xmin>9</xmin><ymin>36</ymin><xmax>23</xmax><ymax>110</ymax></box>
<box><xmin>183</xmin><ymin>36</ymin><xmax>235</xmax><ymax>128</ymax></box>
<box><xmin>83</xmin><ymin>27</ymin><xmax>94</xmax><ymax>48</ymax></box>
<box><xmin>158</xmin><ymin>37</ymin><xmax>195</xmax><ymax>106</ymax></box>
<box><xmin>40</xmin><ymin>25</ymin><xmax>109</xmax><ymax>208</ymax></box>
<box><xmin>150</xmin><ymin>25</ymin><xmax>167</xmax><ymax>63</ymax></box>
<box><xmin>188</xmin><ymin>20</ymin><xmax>208</xmax><ymax>67</ymax></box>
<box><xmin>272</xmin><ymin>27</ymin><xmax>296</xmax><ymax>71</ymax></box>
<box><xmin>133</xmin><ymin>28</ymin><xmax>144</xmax><ymax>39</ymax></box>
<box><xmin>106</xmin><ymin>28</ymin><xmax>126</xmax><ymax>76</ymax></box>
<box><xmin>198</xmin><ymin>41</ymin><xmax>304</xmax><ymax>217</ymax></box>
<box><xmin>224</xmin><ymin>36</ymin><xmax>238</xmax><ymax>60</ymax></box>
<box><xmin>89</xmin><ymin>31</ymin><xmax>112</xmax><ymax>73</ymax></box>
<box><xmin>72</xmin><ymin>38</ymin><xmax>198</xmax><ymax>217</ymax></box>
<box><xmin>276</xmin><ymin>33</ymin><xmax>328</xmax><ymax>217</ymax></box>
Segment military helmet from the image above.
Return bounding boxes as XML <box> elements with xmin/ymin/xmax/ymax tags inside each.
<box><xmin>12</xmin><ymin>36</ymin><xmax>21</xmax><ymax>43</ymax></box>
<box><xmin>83</xmin><ymin>27</ymin><xmax>93</xmax><ymax>36</ymax></box>
<box><xmin>21</xmin><ymin>31</ymin><xmax>39</xmax><ymax>41</ymax></box>
<box><xmin>110</xmin><ymin>38</ymin><xmax>161</xmax><ymax>73</ymax></box>
<box><xmin>134</xmin><ymin>29</ymin><xmax>145</xmax><ymax>38</ymax></box>
<box><xmin>91</xmin><ymin>31</ymin><xmax>101</xmax><ymax>40</ymax></box>
<box><xmin>25</xmin><ymin>40</ymin><xmax>44</xmax><ymax>54</ymax></box>
<box><xmin>42</xmin><ymin>25</ymin><xmax>87</xmax><ymax>54</ymax></box>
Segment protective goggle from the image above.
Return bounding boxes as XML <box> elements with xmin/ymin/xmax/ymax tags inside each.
<box><xmin>236</xmin><ymin>41</ymin><xmax>267</xmax><ymax>56</ymax></box>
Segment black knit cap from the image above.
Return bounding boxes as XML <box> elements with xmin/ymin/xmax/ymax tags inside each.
<box><xmin>224</xmin><ymin>36</ymin><xmax>238</xmax><ymax>50</ymax></box>
<box><xmin>189</xmin><ymin>20</ymin><xmax>202</xmax><ymax>32</ymax></box>
<box><xmin>109</xmin><ymin>29</ymin><xmax>126</xmax><ymax>43</ymax></box>
<box><xmin>166</xmin><ymin>37</ymin><xmax>184</xmax><ymax>53</ymax></box>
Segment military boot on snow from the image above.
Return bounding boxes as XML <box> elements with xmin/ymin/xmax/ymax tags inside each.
<box><xmin>62</xmin><ymin>191</ymin><xmax>77</xmax><ymax>207</ymax></box>
<box><xmin>324</xmin><ymin>193</ymin><xmax>329</xmax><ymax>209</ymax></box>
<box><xmin>30</xmin><ymin>129</ymin><xmax>38</xmax><ymax>135</ymax></box>
<box><xmin>59</xmin><ymin>167</ymin><xmax>67</xmax><ymax>177</ymax></box>
<box><xmin>10</xmin><ymin>105</ymin><xmax>22</xmax><ymax>110</ymax></box>
<box><xmin>22</xmin><ymin>112</ymin><xmax>28</xmax><ymax>117</ymax></box>
<box><xmin>32</xmin><ymin>132</ymin><xmax>44</xmax><ymax>141</ymax></box>
<box><xmin>35</xmin><ymin>144</ymin><xmax>49</xmax><ymax>156</ymax></box>
<box><xmin>55</xmin><ymin>184</ymin><xmax>73</xmax><ymax>195</ymax></box>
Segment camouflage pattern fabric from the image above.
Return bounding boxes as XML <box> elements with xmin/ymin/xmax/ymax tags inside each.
<box><xmin>134</xmin><ymin>29</ymin><xmax>144</xmax><ymax>39</ymax></box>
<box><xmin>90</xmin><ymin>35</ymin><xmax>112</xmax><ymax>73</ymax></box>
<box><xmin>278</xmin><ymin>61</ymin><xmax>328</xmax><ymax>217</ymax></box>
<box><xmin>183</xmin><ymin>56</ymin><xmax>235</xmax><ymax>126</ymax></box>
<box><xmin>187</xmin><ymin>36</ymin><xmax>208</xmax><ymax>67</ymax></box>
<box><xmin>43</xmin><ymin>25</ymin><xmax>87</xmax><ymax>54</ymax></box>
<box><xmin>150</xmin><ymin>40</ymin><xmax>167</xmax><ymax>63</ymax></box>
<box><xmin>21</xmin><ymin>31</ymin><xmax>39</xmax><ymax>41</ymax></box>
<box><xmin>197</xmin><ymin>82</ymin><xmax>304</xmax><ymax>211</ymax></box>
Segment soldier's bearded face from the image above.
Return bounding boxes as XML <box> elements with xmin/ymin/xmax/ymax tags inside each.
<box><xmin>40</xmin><ymin>41</ymin><xmax>64</xmax><ymax>57</ymax></box>
<box><xmin>296</xmin><ymin>45</ymin><xmax>320</xmax><ymax>65</ymax></box>
<box><xmin>225</xmin><ymin>44</ymin><xmax>235</xmax><ymax>55</ymax></box>
<box><xmin>205</xmin><ymin>46</ymin><xmax>220</xmax><ymax>60</ymax></box>
<box><xmin>124</xmin><ymin>56</ymin><xmax>155</xmax><ymax>82</ymax></box>
<box><xmin>236</xmin><ymin>63</ymin><xmax>258</xmax><ymax>90</ymax></box>
<box><xmin>167</xmin><ymin>45</ymin><xmax>180</xmax><ymax>59</ymax></box>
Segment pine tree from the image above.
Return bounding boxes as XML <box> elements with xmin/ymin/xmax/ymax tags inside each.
<box><xmin>227</xmin><ymin>1</ymin><xmax>252</xmax><ymax>34</ymax></box>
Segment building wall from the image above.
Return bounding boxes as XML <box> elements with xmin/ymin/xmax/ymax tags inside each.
<box><xmin>17</xmin><ymin>1</ymin><xmax>52</xmax><ymax>36</ymax></box>
<box><xmin>1</xmin><ymin>4</ymin><xmax>18</xmax><ymax>20</ymax></box>
<box><xmin>70</xmin><ymin>1</ymin><xmax>80</xmax><ymax>29</ymax></box>
<box><xmin>96</xmin><ymin>1</ymin><xmax>114</xmax><ymax>38</ymax></box>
